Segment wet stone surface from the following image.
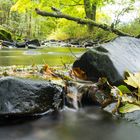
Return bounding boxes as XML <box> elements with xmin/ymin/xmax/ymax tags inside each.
<box><xmin>73</xmin><ymin>36</ymin><xmax>140</xmax><ymax>85</ymax></box>
<box><xmin>0</xmin><ymin>77</ymin><xmax>64</xmax><ymax>116</ymax></box>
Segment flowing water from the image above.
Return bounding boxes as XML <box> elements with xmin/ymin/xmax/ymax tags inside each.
<box><xmin>0</xmin><ymin>107</ymin><xmax>140</xmax><ymax>140</ymax></box>
<box><xmin>0</xmin><ymin>47</ymin><xmax>140</xmax><ymax>140</ymax></box>
<box><xmin>0</xmin><ymin>47</ymin><xmax>86</xmax><ymax>66</ymax></box>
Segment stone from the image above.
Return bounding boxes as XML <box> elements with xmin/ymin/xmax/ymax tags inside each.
<box><xmin>73</xmin><ymin>37</ymin><xmax>140</xmax><ymax>85</ymax></box>
<box><xmin>0</xmin><ymin>77</ymin><xmax>64</xmax><ymax>116</ymax></box>
<box><xmin>0</xmin><ymin>29</ymin><xmax>12</xmax><ymax>41</ymax></box>
<box><xmin>122</xmin><ymin>111</ymin><xmax>140</xmax><ymax>125</ymax></box>
<box><xmin>26</xmin><ymin>39</ymin><xmax>41</xmax><ymax>47</ymax></box>
<box><xmin>2</xmin><ymin>40</ymin><xmax>15</xmax><ymax>47</ymax></box>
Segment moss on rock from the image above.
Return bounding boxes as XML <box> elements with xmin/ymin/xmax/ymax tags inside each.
<box><xmin>0</xmin><ymin>29</ymin><xmax>12</xmax><ymax>41</ymax></box>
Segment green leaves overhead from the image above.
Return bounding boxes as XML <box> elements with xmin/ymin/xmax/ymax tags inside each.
<box><xmin>11</xmin><ymin>0</ymin><xmax>30</xmax><ymax>12</ymax></box>
<box><xmin>10</xmin><ymin>0</ymin><xmax>39</xmax><ymax>13</ymax></box>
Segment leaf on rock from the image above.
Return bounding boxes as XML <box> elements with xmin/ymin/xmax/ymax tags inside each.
<box><xmin>124</xmin><ymin>72</ymin><xmax>140</xmax><ymax>88</ymax></box>
<box><xmin>117</xmin><ymin>85</ymin><xmax>131</xmax><ymax>94</ymax></box>
<box><xmin>71</xmin><ymin>67</ymin><xmax>87</xmax><ymax>80</ymax></box>
<box><xmin>119</xmin><ymin>103</ymin><xmax>140</xmax><ymax>113</ymax></box>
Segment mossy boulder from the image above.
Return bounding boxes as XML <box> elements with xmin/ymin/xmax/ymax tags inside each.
<box><xmin>0</xmin><ymin>29</ymin><xmax>12</xmax><ymax>41</ymax></box>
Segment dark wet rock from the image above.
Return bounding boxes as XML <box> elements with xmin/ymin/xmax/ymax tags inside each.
<box><xmin>65</xmin><ymin>81</ymin><xmax>112</xmax><ymax>109</ymax></box>
<box><xmin>26</xmin><ymin>39</ymin><xmax>41</xmax><ymax>47</ymax></box>
<box><xmin>121</xmin><ymin>111</ymin><xmax>140</xmax><ymax>125</ymax></box>
<box><xmin>2</xmin><ymin>41</ymin><xmax>15</xmax><ymax>47</ymax></box>
<box><xmin>1</xmin><ymin>41</ymin><xmax>25</xmax><ymax>48</ymax></box>
<box><xmin>16</xmin><ymin>42</ymin><xmax>26</xmax><ymax>48</ymax></box>
<box><xmin>0</xmin><ymin>29</ymin><xmax>12</xmax><ymax>41</ymax></box>
<box><xmin>0</xmin><ymin>77</ymin><xmax>64</xmax><ymax>116</ymax></box>
<box><xmin>83</xmin><ymin>41</ymin><xmax>96</xmax><ymax>48</ymax></box>
<box><xmin>41</xmin><ymin>39</ymin><xmax>82</xmax><ymax>47</ymax></box>
<box><xmin>16</xmin><ymin>39</ymin><xmax>41</xmax><ymax>48</ymax></box>
<box><xmin>2</xmin><ymin>41</ymin><xmax>26</xmax><ymax>48</ymax></box>
<box><xmin>2</xmin><ymin>39</ymin><xmax>41</xmax><ymax>49</ymax></box>
<box><xmin>73</xmin><ymin>36</ymin><xmax>140</xmax><ymax>85</ymax></box>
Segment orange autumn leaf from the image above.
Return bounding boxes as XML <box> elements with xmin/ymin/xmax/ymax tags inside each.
<box><xmin>42</xmin><ymin>64</ymin><xmax>54</xmax><ymax>75</ymax></box>
<box><xmin>71</xmin><ymin>67</ymin><xmax>87</xmax><ymax>80</ymax></box>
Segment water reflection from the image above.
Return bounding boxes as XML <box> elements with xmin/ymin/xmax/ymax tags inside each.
<box><xmin>0</xmin><ymin>107</ymin><xmax>140</xmax><ymax>140</ymax></box>
<box><xmin>0</xmin><ymin>47</ymin><xmax>86</xmax><ymax>66</ymax></box>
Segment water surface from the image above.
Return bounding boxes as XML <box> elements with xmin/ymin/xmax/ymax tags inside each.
<box><xmin>0</xmin><ymin>107</ymin><xmax>139</xmax><ymax>140</ymax></box>
<box><xmin>0</xmin><ymin>47</ymin><xmax>86</xmax><ymax>66</ymax></box>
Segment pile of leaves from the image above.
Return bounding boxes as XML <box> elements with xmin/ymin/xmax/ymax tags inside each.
<box><xmin>110</xmin><ymin>72</ymin><xmax>140</xmax><ymax>114</ymax></box>
<box><xmin>1</xmin><ymin>64</ymin><xmax>140</xmax><ymax>115</ymax></box>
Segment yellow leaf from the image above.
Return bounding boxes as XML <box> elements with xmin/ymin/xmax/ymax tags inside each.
<box><xmin>119</xmin><ymin>103</ymin><xmax>140</xmax><ymax>113</ymax></box>
<box><xmin>124</xmin><ymin>72</ymin><xmax>140</xmax><ymax>88</ymax></box>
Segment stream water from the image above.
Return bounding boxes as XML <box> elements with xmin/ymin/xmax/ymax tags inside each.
<box><xmin>0</xmin><ymin>47</ymin><xmax>86</xmax><ymax>66</ymax></box>
<box><xmin>0</xmin><ymin>107</ymin><xmax>140</xmax><ymax>140</ymax></box>
<box><xmin>0</xmin><ymin>47</ymin><xmax>140</xmax><ymax>140</ymax></box>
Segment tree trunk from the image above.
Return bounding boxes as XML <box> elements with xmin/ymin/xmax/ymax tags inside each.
<box><xmin>84</xmin><ymin>0</ymin><xmax>96</xmax><ymax>32</ymax></box>
<box><xmin>35</xmin><ymin>8</ymin><xmax>134</xmax><ymax>37</ymax></box>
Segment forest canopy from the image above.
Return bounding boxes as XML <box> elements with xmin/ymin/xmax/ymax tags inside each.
<box><xmin>0</xmin><ymin>0</ymin><xmax>140</xmax><ymax>40</ymax></box>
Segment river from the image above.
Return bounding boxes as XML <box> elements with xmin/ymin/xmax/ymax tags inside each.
<box><xmin>0</xmin><ymin>47</ymin><xmax>140</xmax><ymax>140</ymax></box>
<box><xmin>0</xmin><ymin>107</ymin><xmax>140</xmax><ymax>140</ymax></box>
<box><xmin>0</xmin><ymin>47</ymin><xmax>86</xmax><ymax>66</ymax></box>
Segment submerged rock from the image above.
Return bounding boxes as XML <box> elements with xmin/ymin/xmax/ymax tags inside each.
<box><xmin>0</xmin><ymin>77</ymin><xmax>64</xmax><ymax>116</ymax></box>
<box><xmin>73</xmin><ymin>36</ymin><xmax>140</xmax><ymax>85</ymax></box>
<box><xmin>122</xmin><ymin>111</ymin><xmax>140</xmax><ymax>125</ymax></box>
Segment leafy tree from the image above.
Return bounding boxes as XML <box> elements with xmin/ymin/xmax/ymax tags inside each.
<box><xmin>2</xmin><ymin>0</ymin><xmax>137</xmax><ymax>39</ymax></box>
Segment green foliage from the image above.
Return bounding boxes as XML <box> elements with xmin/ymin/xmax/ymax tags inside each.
<box><xmin>110</xmin><ymin>71</ymin><xmax>140</xmax><ymax>114</ymax></box>
<box><xmin>0</xmin><ymin>0</ymin><xmax>138</xmax><ymax>40</ymax></box>
<box><xmin>0</xmin><ymin>28</ymin><xmax>12</xmax><ymax>41</ymax></box>
<box><xmin>119</xmin><ymin>103</ymin><xmax>140</xmax><ymax>113</ymax></box>
<box><xmin>117</xmin><ymin>85</ymin><xmax>131</xmax><ymax>94</ymax></box>
<box><xmin>120</xmin><ymin>20</ymin><xmax>140</xmax><ymax>36</ymax></box>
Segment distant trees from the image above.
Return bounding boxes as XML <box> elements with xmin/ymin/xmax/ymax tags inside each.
<box><xmin>0</xmin><ymin>0</ymin><xmax>139</xmax><ymax>39</ymax></box>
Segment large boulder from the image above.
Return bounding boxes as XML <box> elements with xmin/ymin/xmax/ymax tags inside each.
<box><xmin>73</xmin><ymin>37</ymin><xmax>140</xmax><ymax>85</ymax></box>
<box><xmin>0</xmin><ymin>77</ymin><xmax>63</xmax><ymax>116</ymax></box>
<box><xmin>0</xmin><ymin>29</ymin><xmax>12</xmax><ymax>41</ymax></box>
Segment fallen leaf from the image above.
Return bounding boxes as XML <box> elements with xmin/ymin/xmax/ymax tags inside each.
<box><xmin>119</xmin><ymin>103</ymin><xmax>140</xmax><ymax>113</ymax></box>
<box><xmin>124</xmin><ymin>72</ymin><xmax>140</xmax><ymax>89</ymax></box>
<box><xmin>71</xmin><ymin>67</ymin><xmax>87</xmax><ymax>80</ymax></box>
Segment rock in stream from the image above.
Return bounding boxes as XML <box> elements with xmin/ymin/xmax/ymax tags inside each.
<box><xmin>0</xmin><ymin>77</ymin><xmax>64</xmax><ymax>116</ymax></box>
<box><xmin>73</xmin><ymin>36</ymin><xmax>140</xmax><ymax>85</ymax></box>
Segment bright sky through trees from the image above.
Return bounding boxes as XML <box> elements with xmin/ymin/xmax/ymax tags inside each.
<box><xmin>103</xmin><ymin>1</ymin><xmax>140</xmax><ymax>23</ymax></box>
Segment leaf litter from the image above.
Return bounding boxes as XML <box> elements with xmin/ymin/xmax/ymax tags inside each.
<box><xmin>1</xmin><ymin>65</ymin><xmax>140</xmax><ymax>115</ymax></box>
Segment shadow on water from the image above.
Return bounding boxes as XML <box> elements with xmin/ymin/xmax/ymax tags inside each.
<box><xmin>0</xmin><ymin>107</ymin><xmax>140</xmax><ymax>140</ymax></box>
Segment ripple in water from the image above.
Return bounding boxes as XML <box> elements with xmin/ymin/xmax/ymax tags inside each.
<box><xmin>23</xmin><ymin>50</ymin><xmax>42</xmax><ymax>55</ymax></box>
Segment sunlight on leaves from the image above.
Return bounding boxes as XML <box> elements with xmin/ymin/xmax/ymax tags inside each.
<box><xmin>117</xmin><ymin>85</ymin><xmax>131</xmax><ymax>94</ymax></box>
<box><xmin>119</xmin><ymin>103</ymin><xmax>140</xmax><ymax>113</ymax></box>
<box><xmin>124</xmin><ymin>72</ymin><xmax>140</xmax><ymax>89</ymax></box>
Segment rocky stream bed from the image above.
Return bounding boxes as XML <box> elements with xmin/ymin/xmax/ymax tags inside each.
<box><xmin>0</xmin><ymin>36</ymin><xmax>140</xmax><ymax>140</ymax></box>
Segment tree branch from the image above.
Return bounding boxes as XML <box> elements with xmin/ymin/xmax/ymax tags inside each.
<box><xmin>35</xmin><ymin>8</ymin><xmax>134</xmax><ymax>37</ymax></box>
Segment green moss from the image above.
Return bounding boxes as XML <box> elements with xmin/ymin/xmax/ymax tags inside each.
<box><xmin>0</xmin><ymin>29</ymin><xmax>12</xmax><ymax>41</ymax></box>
